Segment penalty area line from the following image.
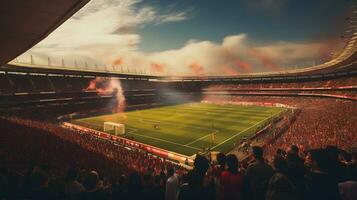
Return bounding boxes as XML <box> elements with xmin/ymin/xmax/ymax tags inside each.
<box><xmin>127</xmin><ymin>131</ymin><xmax>200</xmax><ymax>151</ymax></box>
<box><xmin>131</xmin><ymin>115</ymin><xmax>213</xmax><ymax>132</ymax></box>
<box><xmin>138</xmin><ymin>118</ymin><xmax>162</xmax><ymax>124</ymax></box>
<box><xmin>126</xmin><ymin>127</ymin><xmax>138</xmax><ymax>134</ymax></box>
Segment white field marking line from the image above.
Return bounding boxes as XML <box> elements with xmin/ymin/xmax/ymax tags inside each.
<box><xmin>127</xmin><ymin>131</ymin><xmax>200</xmax><ymax>150</ymax></box>
<box><xmin>184</xmin><ymin>131</ymin><xmax>219</xmax><ymax>146</ymax></box>
<box><xmin>131</xmin><ymin>110</ymin><xmax>268</xmax><ymax>133</ymax></box>
<box><xmin>76</xmin><ymin>119</ymin><xmax>195</xmax><ymax>147</ymax></box>
<box><xmin>138</xmin><ymin>118</ymin><xmax>162</xmax><ymax>124</ymax></box>
<box><xmin>211</xmin><ymin>110</ymin><xmax>284</xmax><ymax>150</ymax></box>
<box><xmin>76</xmin><ymin>120</ymin><xmax>196</xmax><ymax>151</ymax></box>
<box><xmin>188</xmin><ymin>105</ymin><xmax>261</xmax><ymax>112</ymax></box>
<box><xmin>150</xmin><ymin>108</ymin><xmax>272</xmax><ymax>120</ymax></box>
<box><xmin>131</xmin><ymin>117</ymin><xmax>194</xmax><ymax>144</ymax></box>
<box><xmin>77</xmin><ymin>120</ymin><xmax>137</xmax><ymax>134</ymax></box>
<box><xmin>129</xmin><ymin>115</ymin><xmax>213</xmax><ymax>132</ymax></box>
<box><xmin>154</xmin><ymin>106</ymin><xmax>259</xmax><ymax>114</ymax></box>
<box><xmin>135</xmin><ymin>105</ymin><xmax>266</xmax><ymax>124</ymax></box>
<box><xmin>126</xmin><ymin>127</ymin><xmax>138</xmax><ymax>134</ymax></box>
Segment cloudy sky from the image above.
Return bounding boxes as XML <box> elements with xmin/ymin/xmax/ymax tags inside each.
<box><xmin>18</xmin><ymin>0</ymin><xmax>355</xmax><ymax>75</ymax></box>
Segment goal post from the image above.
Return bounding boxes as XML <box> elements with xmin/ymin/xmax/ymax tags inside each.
<box><xmin>103</xmin><ymin>122</ymin><xmax>125</xmax><ymax>135</ymax></box>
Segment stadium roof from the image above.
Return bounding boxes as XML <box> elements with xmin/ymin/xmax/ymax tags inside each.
<box><xmin>0</xmin><ymin>0</ymin><xmax>89</xmax><ymax>66</ymax></box>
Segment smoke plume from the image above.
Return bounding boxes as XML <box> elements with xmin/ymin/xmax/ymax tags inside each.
<box><xmin>86</xmin><ymin>77</ymin><xmax>126</xmax><ymax>113</ymax></box>
<box><xmin>235</xmin><ymin>58</ymin><xmax>252</xmax><ymax>73</ymax></box>
<box><xmin>150</xmin><ymin>62</ymin><xmax>166</xmax><ymax>73</ymax></box>
<box><xmin>249</xmin><ymin>49</ymin><xmax>279</xmax><ymax>70</ymax></box>
<box><xmin>112</xmin><ymin>57</ymin><xmax>124</xmax><ymax>66</ymax></box>
<box><xmin>222</xmin><ymin>65</ymin><xmax>239</xmax><ymax>75</ymax></box>
<box><xmin>188</xmin><ymin>62</ymin><xmax>205</xmax><ymax>76</ymax></box>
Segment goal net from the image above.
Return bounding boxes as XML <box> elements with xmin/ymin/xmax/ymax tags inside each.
<box><xmin>103</xmin><ymin>122</ymin><xmax>125</xmax><ymax>135</ymax></box>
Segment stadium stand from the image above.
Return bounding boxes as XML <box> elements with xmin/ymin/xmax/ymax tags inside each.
<box><xmin>0</xmin><ymin>116</ymin><xmax>356</xmax><ymax>199</ymax></box>
<box><xmin>1</xmin><ymin>1</ymin><xmax>357</xmax><ymax>198</ymax></box>
<box><xmin>203</xmin><ymin>96</ymin><xmax>357</xmax><ymax>153</ymax></box>
<box><xmin>0</xmin><ymin>63</ymin><xmax>355</xmax><ymax>199</ymax></box>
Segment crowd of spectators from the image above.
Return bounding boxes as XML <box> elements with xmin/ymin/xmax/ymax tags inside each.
<box><xmin>204</xmin><ymin>89</ymin><xmax>356</xmax><ymax>102</ymax></box>
<box><xmin>0</xmin><ymin>77</ymin><xmax>356</xmax><ymax>199</ymax></box>
<box><xmin>204</xmin><ymin>96</ymin><xmax>357</xmax><ymax>157</ymax></box>
<box><xmin>205</xmin><ymin>76</ymin><xmax>357</xmax><ymax>90</ymax></box>
<box><xmin>2</xmin><ymin>123</ymin><xmax>357</xmax><ymax>200</ymax></box>
<box><xmin>203</xmin><ymin>76</ymin><xmax>357</xmax><ymax>100</ymax></box>
<box><xmin>264</xmin><ymin>98</ymin><xmax>357</xmax><ymax>157</ymax></box>
<box><xmin>0</xmin><ymin>117</ymin><xmax>183</xmax><ymax>199</ymax></box>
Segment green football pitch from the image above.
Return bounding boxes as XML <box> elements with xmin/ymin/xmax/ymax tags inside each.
<box><xmin>72</xmin><ymin>103</ymin><xmax>286</xmax><ymax>156</ymax></box>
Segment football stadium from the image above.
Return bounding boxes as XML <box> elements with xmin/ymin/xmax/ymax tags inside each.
<box><xmin>0</xmin><ymin>0</ymin><xmax>356</xmax><ymax>200</ymax></box>
<box><xmin>73</xmin><ymin>103</ymin><xmax>287</xmax><ymax>156</ymax></box>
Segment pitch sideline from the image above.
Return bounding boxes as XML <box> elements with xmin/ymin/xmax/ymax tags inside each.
<box><xmin>211</xmin><ymin>109</ymin><xmax>285</xmax><ymax>150</ymax></box>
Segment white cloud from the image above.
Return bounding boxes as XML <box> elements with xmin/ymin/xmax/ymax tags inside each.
<box><xmin>20</xmin><ymin>0</ymin><xmax>189</xmax><ymax>67</ymax></box>
<box><xmin>18</xmin><ymin>0</ymin><xmax>328</xmax><ymax>75</ymax></box>
<box><xmin>159</xmin><ymin>11</ymin><xmax>188</xmax><ymax>23</ymax></box>
<box><xmin>254</xmin><ymin>42</ymin><xmax>325</xmax><ymax>65</ymax></box>
<box><xmin>106</xmin><ymin>34</ymin><xmax>328</xmax><ymax>75</ymax></box>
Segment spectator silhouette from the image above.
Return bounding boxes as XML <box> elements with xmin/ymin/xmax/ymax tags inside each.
<box><xmin>212</xmin><ymin>153</ymin><xmax>226</xmax><ymax>199</ymax></box>
<box><xmin>81</xmin><ymin>170</ymin><xmax>109</xmax><ymax>200</ymax></box>
<box><xmin>220</xmin><ymin>154</ymin><xmax>244</xmax><ymax>200</ymax></box>
<box><xmin>304</xmin><ymin>149</ymin><xmax>341</xmax><ymax>200</ymax></box>
<box><xmin>266</xmin><ymin>155</ymin><xmax>299</xmax><ymax>200</ymax></box>
<box><xmin>64</xmin><ymin>168</ymin><xmax>85</xmax><ymax>199</ymax></box>
<box><xmin>178</xmin><ymin>155</ymin><xmax>214</xmax><ymax>200</ymax></box>
<box><xmin>245</xmin><ymin>146</ymin><xmax>273</xmax><ymax>200</ymax></box>
<box><xmin>165</xmin><ymin>167</ymin><xmax>179</xmax><ymax>200</ymax></box>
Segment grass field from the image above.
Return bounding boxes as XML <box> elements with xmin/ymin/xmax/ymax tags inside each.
<box><xmin>72</xmin><ymin>103</ymin><xmax>286</xmax><ymax>156</ymax></box>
